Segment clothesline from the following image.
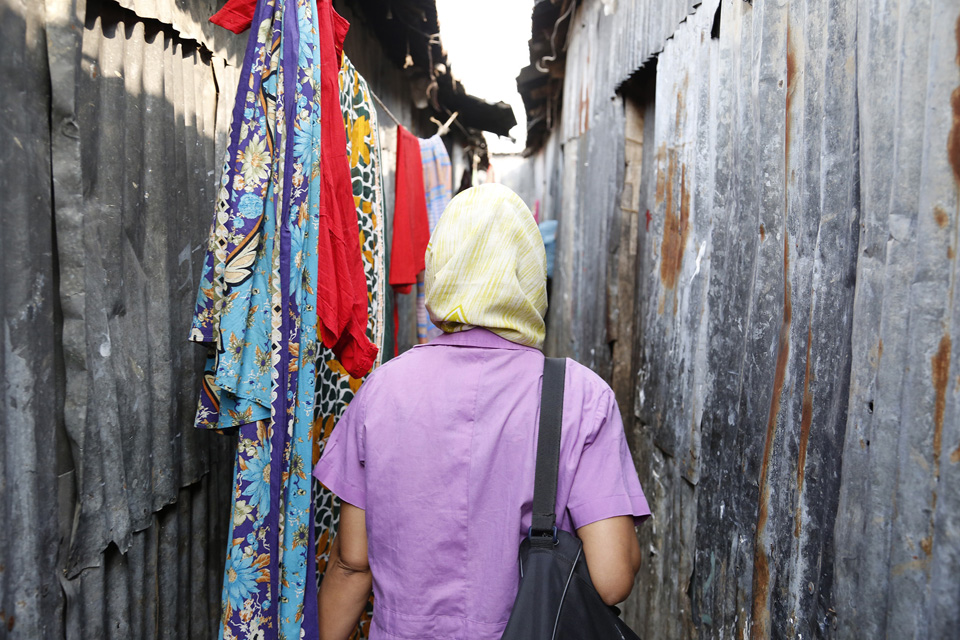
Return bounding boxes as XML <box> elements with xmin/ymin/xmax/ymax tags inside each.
<box><xmin>370</xmin><ymin>89</ymin><xmax>473</xmax><ymax>146</ymax></box>
<box><xmin>370</xmin><ymin>89</ymin><xmax>403</xmax><ymax>128</ymax></box>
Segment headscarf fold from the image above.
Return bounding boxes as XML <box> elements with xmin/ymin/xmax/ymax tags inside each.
<box><xmin>424</xmin><ymin>184</ymin><xmax>548</xmax><ymax>349</ymax></box>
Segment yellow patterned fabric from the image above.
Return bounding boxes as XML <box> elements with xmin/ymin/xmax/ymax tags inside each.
<box><xmin>424</xmin><ymin>184</ymin><xmax>548</xmax><ymax>349</ymax></box>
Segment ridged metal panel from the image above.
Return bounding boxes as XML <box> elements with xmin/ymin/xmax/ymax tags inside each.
<box><xmin>53</xmin><ymin>0</ymin><xmax>238</xmax><ymax>578</ymax></box>
<box><xmin>832</xmin><ymin>0</ymin><xmax>960</xmax><ymax>636</ymax></box>
<box><xmin>0</xmin><ymin>0</ymin><xmax>63</xmax><ymax>636</ymax></box>
<box><xmin>112</xmin><ymin>0</ymin><xmax>245</xmax><ymax>63</ymax></box>
<box><xmin>536</xmin><ymin>0</ymin><xmax>960</xmax><ymax>637</ymax></box>
<box><xmin>0</xmin><ymin>0</ymin><xmax>242</xmax><ymax>636</ymax></box>
<box><xmin>560</xmin><ymin>0</ymin><xmax>700</xmax><ymax>141</ymax></box>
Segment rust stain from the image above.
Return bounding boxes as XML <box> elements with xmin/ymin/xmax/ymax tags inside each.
<box><xmin>676</xmin><ymin>89</ymin><xmax>685</xmax><ymax>131</ymax></box>
<box><xmin>753</xmin><ymin>27</ymin><xmax>799</xmax><ymax>635</ymax></box>
<box><xmin>659</xmin><ymin>155</ymin><xmax>690</xmax><ymax>293</ymax></box>
<box><xmin>951</xmin><ymin>445</ymin><xmax>960</xmax><ymax>464</ymax></box>
<box><xmin>760</xmin><ymin>223</ymin><xmax>766</xmax><ymax>241</ymax></box>
<box><xmin>5</xmin><ymin>614</ymin><xmax>13</xmax><ymax>632</ymax></box>
<box><xmin>751</xmin><ymin>549</ymin><xmax>770</xmax><ymax>637</ymax></box>
<box><xmin>935</xmin><ymin>205</ymin><xmax>950</xmax><ymax>229</ymax></box>
<box><xmin>949</xmin><ymin>16</ymin><xmax>960</xmax><ymax>183</ymax></box>
<box><xmin>879</xmin><ymin>339</ymin><xmax>884</xmax><ymax>360</ymax></box>
<box><xmin>920</xmin><ymin>535</ymin><xmax>933</xmax><ymax>556</ymax></box>
<box><xmin>956</xmin><ymin>14</ymin><xmax>960</xmax><ymax>67</ymax></box>
<box><xmin>675</xmin><ymin>73</ymin><xmax>689</xmax><ymax>131</ymax></box>
<box><xmin>752</xmin><ymin>230</ymin><xmax>793</xmax><ymax>640</ymax></box>
<box><xmin>892</xmin><ymin>558</ymin><xmax>928</xmax><ymax>577</ymax></box>
<box><xmin>795</xmin><ymin>325</ymin><xmax>814</xmax><ymax>538</ymax></box>
<box><xmin>784</xmin><ymin>44</ymin><xmax>798</xmax><ymax>166</ymax></box>
<box><xmin>920</xmin><ymin>333</ymin><xmax>953</xmax><ymax>565</ymax></box>
<box><xmin>932</xmin><ymin>335</ymin><xmax>951</xmax><ymax>477</ymax></box>
<box><xmin>949</xmin><ymin>246</ymin><xmax>956</xmax><ymax>260</ymax></box>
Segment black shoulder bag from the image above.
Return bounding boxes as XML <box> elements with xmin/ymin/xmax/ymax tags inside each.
<box><xmin>500</xmin><ymin>357</ymin><xmax>642</xmax><ymax>640</ymax></box>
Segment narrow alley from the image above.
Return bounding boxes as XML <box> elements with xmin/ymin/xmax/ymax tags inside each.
<box><xmin>2</xmin><ymin>0</ymin><xmax>959</xmax><ymax>638</ymax></box>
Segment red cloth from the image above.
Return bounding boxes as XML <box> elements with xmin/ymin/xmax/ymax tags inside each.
<box><xmin>209</xmin><ymin>0</ymin><xmax>258</xmax><ymax>33</ymax></box>
<box><xmin>210</xmin><ymin>0</ymin><xmax>349</xmax><ymax>64</ymax></box>
<box><xmin>389</xmin><ymin>125</ymin><xmax>430</xmax><ymax>295</ymax></box>
<box><xmin>315</xmin><ymin>0</ymin><xmax>378</xmax><ymax>377</ymax></box>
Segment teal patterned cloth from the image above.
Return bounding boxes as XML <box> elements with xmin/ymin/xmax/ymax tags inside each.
<box><xmin>189</xmin><ymin>0</ymin><xmax>323</xmax><ymax>637</ymax></box>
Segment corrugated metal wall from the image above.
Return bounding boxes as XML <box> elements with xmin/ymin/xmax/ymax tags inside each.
<box><xmin>3</xmin><ymin>0</ymin><xmax>470</xmax><ymax>635</ymax></box>
<box><xmin>560</xmin><ymin>0</ymin><xmax>699</xmax><ymax>141</ymax></box>
<box><xmin>1</xmin><ymin>0</ymin><xmax>62</xmax><ymax>635</ymax></box>
<box><xmin>3</xmin><ymin>0</ymin><xmax>242</xmax><ymax>636</ymax></box>
<box><xmin>533</xmin><ymin>0</ymin><xmax>960</xmax><ymax>637</ymax></box>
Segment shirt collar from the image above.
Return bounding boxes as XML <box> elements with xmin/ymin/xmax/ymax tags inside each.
<box><xmin>423</xmin><ymin>328</ymin><xmax>541</xmax><ymax>352</ymax></box>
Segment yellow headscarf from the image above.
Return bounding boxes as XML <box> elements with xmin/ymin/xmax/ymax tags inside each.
<box><xmin>424</xmin><ymin>184</ymin><xmax>548</xmax><ymax>349</ymax></box>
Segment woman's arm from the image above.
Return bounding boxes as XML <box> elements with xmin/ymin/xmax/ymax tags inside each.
<box><xmin>318</xmin><ymin>502</ymin><xmax>372</xmax><ymax>640</ymax></box>
<box><xmin>577</xmin><ymin>515</ymin><xmax>642</xmax><ymax>606</ymax></box>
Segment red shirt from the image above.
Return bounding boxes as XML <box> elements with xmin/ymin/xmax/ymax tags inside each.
<box><xmin>389</xmin><ymin>125</ymin><xmax>430</xmax><ymax>294</ymax></box>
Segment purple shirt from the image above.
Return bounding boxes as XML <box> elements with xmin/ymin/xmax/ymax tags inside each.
<box><xmin>313</xmin><ymin>328</ymin><xmax>650</xmax><ymax>639</ymax></box>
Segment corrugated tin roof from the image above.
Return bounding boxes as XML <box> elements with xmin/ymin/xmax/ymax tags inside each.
<box><xmin>560</xmin><ymin>0</ymin><xmax>700</xmax><ymax>142</ymax></box>
<box><xmin>347</xmin><ymin>0</ymin><xmax>517</xmax><ymax>136</ymax></box>
<box><xmin>112</xmin><ymin>0</ymin><xmax>246</xmax><ymax>63</ymax></box>
<box><xmin>519</xmin><ymin>0</ymin><xmax>701</xmax><ymax>152</ymax></box>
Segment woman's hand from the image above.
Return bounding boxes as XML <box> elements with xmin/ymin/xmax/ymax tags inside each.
<box><xmin>577</xmin><ymin>515</ymin><xmax>642</xmax><ymax>606</ymax></box>
<box><xmin>318</xmin><ymin>502</ymin><xmax>372</xmax><ymax>640</ymax></box>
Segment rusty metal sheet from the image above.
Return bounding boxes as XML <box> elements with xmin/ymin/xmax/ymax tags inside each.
<box><xmin>559</xmin><ymin>0</ymin><xmax>701</xmax><ymax>142</ymax></box>
<box><xmin>0</xmin><ymin>0</ymin><xmax>63</xmax><ymax>636</ymax></box>
<box><xmin>623</xmin><ymin>5</ymin><xmax>718</xmax><ymax>638</ymax></box>
<box><xmin>526</xmin><ymin>0</ymin><xmax>960</xmax><ymax>637</ymax></box>
<box><xmin>833</xmin><ymin>0</ymin><xmax>960</xmax><ymax>637</ymax></box>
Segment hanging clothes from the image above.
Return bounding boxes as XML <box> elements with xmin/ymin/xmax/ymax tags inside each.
<box><xmin>315</xmin><ymin>0</ymin><xmax>379</xmax><ymax>378</ymax></box>
<box><xmin>415</xmin><ymin>135</ymin><xmax>452</xmax><ymax>342</ymax></box>
<box><xmin>418</xmin><ymin>135</ymin><xmax>452</xmax><ymax>231</ymax></box>
<box><xmin>312</xmin><ymin>53</ymin><xmax>386</xmax><ymax>640</ymax></box>
<box><xmin>189</xmin><ymin>0</ymin><xmax>369</xmax><ymax>636</ymax></box>
<box><xmin>389</xmin><ymin>126</ymin><xmax>430</xmax><ymax>295</ymax></box>
<box><xmin>208</xmin><ymin>0</ymin><xmax>376</xmax><ymax>378</ymax></box>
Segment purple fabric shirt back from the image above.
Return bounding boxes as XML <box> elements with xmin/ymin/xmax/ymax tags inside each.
<box><xmin>313</xmin><ymin>328</ymin><xmax>650</xmax><ymax>639</ymax></box>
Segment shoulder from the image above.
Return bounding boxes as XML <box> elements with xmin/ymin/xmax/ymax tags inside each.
<box><xmin>557</xmin><ymin>358</ymin><xmax>619</xmax><ymax>443</ymax></box>
<box><xmin>362</xmin><ymin>343</ymin><xmax>431</xmax><ymax>383</ymax></box>
<box><xmin>559</xmin><ymin>357</ymin><xmax>616</xmax><ymax>407</ymax></box>
<box><xmin>560</xmin><ymin>357</ymin><xmax>609</xmax><ymax>388</ymax></box>
<box><xmin>350</xmin><ymin>343</ymin><xmax>441</xmax><ymax>401</ymax></box>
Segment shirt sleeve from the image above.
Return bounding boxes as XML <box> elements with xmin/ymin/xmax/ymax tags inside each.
<box><xmin>566</xmin><ymin>389</ymin><xmax>650</xmax><ymax>529</ymax></box>
<box><xmin>312</xmin><ymin>391</ymin><xmax>368</xmax><ymax>510</ymax></box>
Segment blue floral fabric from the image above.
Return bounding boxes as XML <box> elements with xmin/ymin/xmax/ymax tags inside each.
<box><xmin>189</xmin><ymin>0</ymin><xmax>324</xmax><ymax>638</ymax></box>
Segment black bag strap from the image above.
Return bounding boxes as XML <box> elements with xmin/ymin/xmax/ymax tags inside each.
<box><xmin>530</xmin><ymin>357</ymin><xmax>566</xmax><ymax>545</ymax></box>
